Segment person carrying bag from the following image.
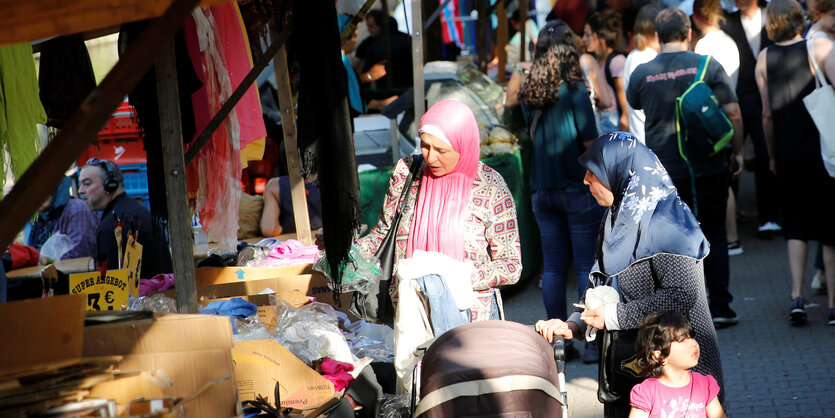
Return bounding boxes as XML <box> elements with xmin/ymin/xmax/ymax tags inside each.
<box><xmin>536</xmin><ymin>132</ymin><xmax>725</xmax><ymax>417</ymax></box>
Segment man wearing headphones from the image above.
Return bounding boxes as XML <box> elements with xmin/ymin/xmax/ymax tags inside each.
<box><xmin>78</xmin><ymin>158</ymin><xmax>172</xmax><ymax>278</ymax></box>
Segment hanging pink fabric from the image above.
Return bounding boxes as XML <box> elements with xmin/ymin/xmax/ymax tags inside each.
<box><xmin>407</xmin><ymin>99</ymin><xmax>480</xmax><ymax>261</ymax></box>
<box><xmin>187</xmin><ymin>7</ymin><xmax>242</xmax><ymax>250</ymax></box>
<box><xmin>185</xmin><ymin>3</ymin><xmax>266</xmax><ymax>151</ymax></box>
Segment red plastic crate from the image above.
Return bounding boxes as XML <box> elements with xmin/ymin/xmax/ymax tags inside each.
<box><xmin>77</xmin><ymin>102</ymin><xmax>147</xmax><ymax>167</ymax></box>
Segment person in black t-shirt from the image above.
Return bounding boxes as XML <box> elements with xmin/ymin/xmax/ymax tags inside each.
<box><xmin>78</xmin><ymin>159</ymin><xmax>173</xmax><ymax>279</ymax></box>
<box><xmin>354</xmin><ymin>10</ymin><xmax>413</xmax><ymax>92</ymax></box>
<box><xmin>626</xmin><ymin>8</ymin><xmax>744</xmax><ymax>328</ymax></box>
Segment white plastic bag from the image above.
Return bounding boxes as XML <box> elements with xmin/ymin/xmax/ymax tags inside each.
<box><xmin>39</xmin><ymin>233</ymin><xmax>73</xmax><ymax>263</ymax></box>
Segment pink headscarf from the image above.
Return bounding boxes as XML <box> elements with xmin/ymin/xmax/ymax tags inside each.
<box><xmin>407</xmin><ymin>100</ymin><xmax>481</xmax><ymax>261</ymax></box>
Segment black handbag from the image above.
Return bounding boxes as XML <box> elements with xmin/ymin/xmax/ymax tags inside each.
<box><xmin>350</xmin><ymin>156</ymin><xmax>423</xmax><ymax>324</ymax></box>
<box><xmin>597</xmin><ymin>327</ymin><xmax>642</xmax><ymax>403</ymax></box>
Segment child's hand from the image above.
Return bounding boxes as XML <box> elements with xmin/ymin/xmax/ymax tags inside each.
<box><xmin>581</xmin><ymin>305</ymin><xmax>606</xmax><ymax>330</ymax></box>
<box><xmin>535</xmin><ymin>319</ymin><xmax>573</xmax><ymax>343</ymax></box>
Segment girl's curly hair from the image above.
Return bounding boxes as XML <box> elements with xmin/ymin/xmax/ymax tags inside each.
<box><xmin>518</xmin><ymin>20</ymin><xmax>585</xmax><ymax>109</ymax></box>
<box><xmin>635</xmin><ymin>311</ymin><xmax>695</xmax><ymax>379</ymax></box>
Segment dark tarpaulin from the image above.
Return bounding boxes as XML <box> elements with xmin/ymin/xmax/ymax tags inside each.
<box><xmin>292</xmin><ymin>0</ymin><xmax>361</xmax><ymax>295</ymax></box>
<box><xmin>38</xmin><ymin>35</ymin><xmax>97</xmax><ymax>128</ymax></box>
<box><xmin>118</xmin><ymin>22</ymin><xmax>203</xmax><ymax>238</ymax></box>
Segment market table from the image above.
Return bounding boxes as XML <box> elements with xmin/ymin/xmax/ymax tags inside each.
<box><xmin>5</xmin><ymin>256</ymin><xmax>95</xmax><ymax>281</ymax></box>
<box><xmin>358</xmin><ymin>150</ymin><xmax>542</xmax><ymax>281</ymax></box>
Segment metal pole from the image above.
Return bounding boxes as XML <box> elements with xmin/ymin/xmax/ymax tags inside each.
<box><xmin>411</xmin><ymin>0</ymin><xmax>425</xmax><ymax>121</ymax></box>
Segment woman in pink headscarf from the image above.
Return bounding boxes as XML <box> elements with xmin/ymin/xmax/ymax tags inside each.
<box><xmin>356</xmin><ymin>99</ymin><xmax>522</xmax><ymax>321</ymax></box>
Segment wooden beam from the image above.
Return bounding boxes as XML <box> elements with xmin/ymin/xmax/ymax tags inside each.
<box><xmin>339</xmin><ymin>0</ymin><xmax>377</xmax><ymax>44</ymax></box>
<box><xmin>155</xmin><ymin>42</ymin><xmax>198</xmax><ymax>314</ymax></box>
<box><xmin>0</xmin><ymin>0</ymin><xmax>201</xmax><ymax>255</ymax></box>
<box><xmin>520</xmin><ymin>0</ymin><xmax>528</xmax><ymax>64</ymax></box>
<box><xmin>476</xmin><ymin>0</ymin><xmax>488</xmax><ymax>73</ymax></box>
<box><xmin>0</xmin><ymin>0</ymin><xmax>228</xmax><ymax>48</ymax></box>
<box><xmin>497</xmin><ymin>0</ymin><xmax>507</xmax><ymax>82</ymax></box>
<box><xmin>184</xmin><ymin>26</ymin><xmax>291</xmax><ymax>165</ymax></box>
<box><xmin>411</xmin><ymin>0</ymin><xmax>425</xmax><ymax>120</ymax></box>
<box><xmin>271</xmin><ymin>25</ymin><xmax>312</xmax><ymax>246</ymax></box>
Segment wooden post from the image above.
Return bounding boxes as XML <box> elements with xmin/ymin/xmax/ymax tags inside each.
<box><xmin>411</xmin><ymin>0</ymin><xmax>425</xmax><ymax>120</ymax></box>
<box><xmin>520</xmin><ymin>0</ymin><xmax>528</xmax><ymax>64</ymax></box>
<box><xmin>497</xmin><ymin>0</ymin><xmax>507</xmax><ymax>82</ymax></box>
<box><xmin>0</xmin><ymin>0</ymin><xmax>200</xmax><ymax>252</ymax></box>
<box><xmin>477</xmin><ymin>0</ymin><xmax>488</xmax><ymax>73</ymax></box>
<box><xmin>272</xmin><ymin>42</ymin><xmax>312</xmax><ymax>245</ymax></box>
<box><xmin>155</xmin><ymin>42</ymin><xmax>198</xmax><ymax>314</ymax></box>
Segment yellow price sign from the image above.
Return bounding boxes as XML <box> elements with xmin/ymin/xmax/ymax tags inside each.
<box><xmin>122</xmin><ymin>235</ymin><xmax>143</xmax><ymax>298</ymax></box>
<box><xmin>70</xmin><ymin>269</ymin><xmax>131</xmax><ymax>311</ymax></box>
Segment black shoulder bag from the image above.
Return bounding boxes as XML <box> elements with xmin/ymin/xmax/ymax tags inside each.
<box><xmin>351</xmin><ymin>155</ymin><xmax>423</xmax><ymax>324</ymax></box>
<box><xmin>595</xmin><ymin>272</ymin><xmax>643</xmax><ymax>404</ymax></box>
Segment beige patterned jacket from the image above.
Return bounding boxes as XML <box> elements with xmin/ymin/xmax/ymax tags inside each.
<box><xmin>356</xmin><ymin>155</ymin><xmax>522</xmax><ymax>321</ymax></box>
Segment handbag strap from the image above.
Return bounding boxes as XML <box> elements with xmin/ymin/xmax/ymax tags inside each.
<box><xmin>807</xmin><ymin>38</ymin><xmax>830</xmax><ymax>88</ymax></box>
<box><xmin>389</xmin><ymin>155</ymin><xmax>424</xmax><ymax>230</ymax></box>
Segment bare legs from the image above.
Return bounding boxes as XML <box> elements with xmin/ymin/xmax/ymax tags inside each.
<box><xmin>788</xmin><ymin>239</ymin><xmax>807</xmax><ymax>300</ymax></box>
<box><xmin>823</xmin><ymin>245</ymin><xmax>835</xmax><ymax>310</ymax></box>
<box><xmin>726</xmin><ymin>187</ymin><xmax>738</xmax><ymax>245</ymax></box>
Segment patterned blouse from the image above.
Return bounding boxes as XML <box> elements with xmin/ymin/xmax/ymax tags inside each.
<box><xmin>356</xmin><ymin>155</ymin><xmax>522</xmax><ymax>321</ymax></box>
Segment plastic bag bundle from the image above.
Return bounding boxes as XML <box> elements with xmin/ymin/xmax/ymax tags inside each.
<box><xmin>273</xmin><ymin>301</ymin><xmax>354</xmax><ymax>364</ymax></box>
<box><xmin>128</xmin><ymin>294</ymin><xmax>178</xmax><ymax>313</ymax></box>
<box><xmin>350</xmin><ymin>335</ymin><xmax>394</xmax><ymax>363</ymax></box>
<box><xmin>342</xmin><ymin>318</ymin><xmax>394</xmax><ymax>363</ymax></box>
<box><xmin>232</xmin><ymin>313</ymin><xmax>272</xmax><ymax>342</ymax></box>
<box><xmin>39</xmin><ymin>233</ymin><xmax>73</xmax><ymax>264</ymax></box>
<box><xmin>233</xmin><ymin>315</ymin><xmax>272</xmax><ymax>342</ymax></box>
<box><xmin>314</xmin><ymin>245</ymin><xmax>382</xmax><ymax>295</ymax></box>
<box><xmin>379</xmin><ymin>394</ymin><xmax>411</xmax><ymax>418</ymax></box>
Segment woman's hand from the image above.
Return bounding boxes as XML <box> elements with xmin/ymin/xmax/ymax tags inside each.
<box><xmin>535</xmin><ymin>319</ymin><xmax>574</xmax><ymax>343</ymax></box>
<box><xmin>581</xmin><ymin>305</ymin><xmax>606</xmax><ymax>330</ymax></box>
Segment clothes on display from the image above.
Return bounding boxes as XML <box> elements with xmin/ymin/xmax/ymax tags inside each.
<box><xmin>183</xmin><ymin>3</ymin><xmax>267</xmax><ymax>251</ymax></box>
<box><xmin>37</xmin><ymin>35</ymin><xmax>96</xmax><ymax>128</ymax></box>
<box><xmin>0</xmin><ymin>42</ymin><xmax>46</xmax><ymax>189</ymax></box>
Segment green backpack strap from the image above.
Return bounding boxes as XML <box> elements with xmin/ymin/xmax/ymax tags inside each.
<box><xmin>695</xmin><ymin>55</ymin><xmax>711</xmax><ymax>82</ymax></box>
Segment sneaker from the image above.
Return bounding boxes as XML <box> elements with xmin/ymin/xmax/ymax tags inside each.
<box><xmin>828</xmin><ymin>309</ymin><xmax>835</xmax><ymax>326</ymax></box>
<box><xmin>727</xmin><ymin>241</ymin><xmax>744</xmax><ymax>256</ymax></box>
<box><xmin>711</xmin><ymin>307</ymin><xmax>739</xmax><ymax>328</ymax></box>
<box><xmin>789</xmin><ymin>297</ymin><xmax>807</xmax><ymax>325</ymax></box>
<box><xmin>583</xmin><ymin>342</ymin><xmax>599</xmax><ymax>364</ymax></box>
<box><xmin>757</xmin><ymin>222</ymin><xmax>782</xmax><ymax>239</ymax></box>
<box><xmin>811</xmin><ymin>271</ymin><xmax>827</xmax><ymax>295</ymax></box>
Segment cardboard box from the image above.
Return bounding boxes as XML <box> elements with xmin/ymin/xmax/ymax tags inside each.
<box><xmin>0</xmin><ymin>294</ymin><xmax>86</xmax><ymax>372</ymax></box>
<box><xmin>158</xmin><ymin>266</ymin><xmax>353</xmax><ymax>313</ymax></box>
<box><xmin>232</xmin><ymin>339</ymin><xmax>336</xmax><ymax>409</ymax></box>
<box><xmin>83</xmin><ymin>314</ymin><xmax>240</xmax><ymax>417</ymax></box>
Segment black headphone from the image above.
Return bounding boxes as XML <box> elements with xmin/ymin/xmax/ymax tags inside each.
<box><xmin>86</xmin><ymin>158</ymin><xmax>121</xmax><ymax>193</ymax></box>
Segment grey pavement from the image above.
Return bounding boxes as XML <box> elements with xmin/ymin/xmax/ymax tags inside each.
<box><xmin>501</xmin><ymin>171</ymin><xmax>835</xmax><ymax>417</ymax></box>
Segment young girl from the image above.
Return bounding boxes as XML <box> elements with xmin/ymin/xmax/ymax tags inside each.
<box><xmin>629</xmin><ymin>311</ymin><xmax>726</xmax><ymax>418</ymax></box>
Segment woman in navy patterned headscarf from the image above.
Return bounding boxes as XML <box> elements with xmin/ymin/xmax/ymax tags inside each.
<box><xmin>537</xmin><ymin>132</ymin><xmax>724</xmax><ymax>417</ymax></box>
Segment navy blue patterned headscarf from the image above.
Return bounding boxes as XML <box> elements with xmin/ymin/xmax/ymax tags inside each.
<box><xmin>579</xmin><ymin>132</ymin><xmax>709</xmax><ymax>277</ymax></box>
<box><xmin>28</xmin><ymin>176</ymin><xmax>73</xmax><ymax>250</ymax></box>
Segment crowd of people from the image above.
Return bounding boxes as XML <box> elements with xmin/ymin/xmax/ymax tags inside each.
<box><xmin>515</xmin><ymin>0</ymin><xmax>834</xmax><ymax>416</ymax></box>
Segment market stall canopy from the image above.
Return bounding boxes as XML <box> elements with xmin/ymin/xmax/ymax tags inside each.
<box><xmin>0</xmin><ymin>0</ymin><xmax>232</xmax><ymax>47</ymax></box>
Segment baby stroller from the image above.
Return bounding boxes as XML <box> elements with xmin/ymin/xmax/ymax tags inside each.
<box><xmin>411</xmin><ymin>320</ymin><xmax>568</xmax><ymax>417</ymax></box>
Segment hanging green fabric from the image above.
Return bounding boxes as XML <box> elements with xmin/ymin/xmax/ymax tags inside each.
<box><xmin>0</xmin><ymin>42</ymin><xmax>46</xmax><ymax>190</ymax></box>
